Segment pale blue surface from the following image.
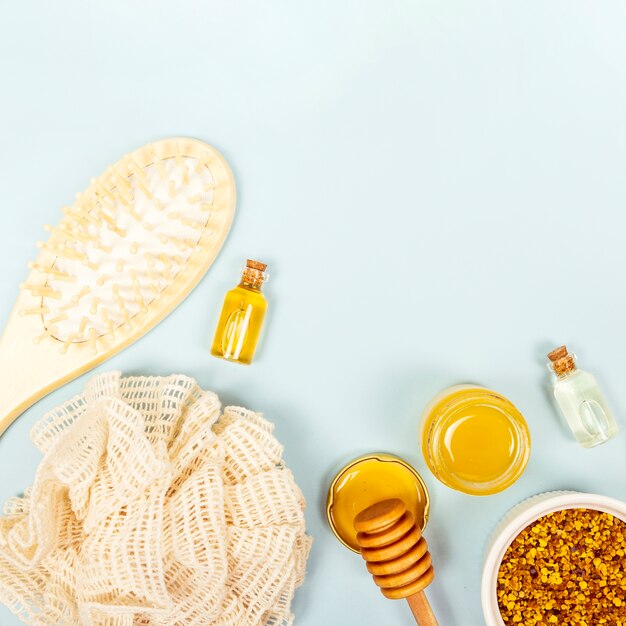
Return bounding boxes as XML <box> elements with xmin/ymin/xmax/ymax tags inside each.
<box><xmin>1</xmin><ymin>2</ymin><xmax>626</xmax><ymax>625</ymax></box>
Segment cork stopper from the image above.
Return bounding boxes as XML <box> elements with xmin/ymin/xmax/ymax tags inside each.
<box><xmin>548</xmin><ymin>345</ymin><xmax>577</xmax><ymax>376</ymax></box>
<box><xmin>246</xmin><ymin>259</ymin><xmax>267</xmax><ymax>272</ymax></box>
<box><xmin>241</xmin><ymin>259</ymin><xmax>267</xmax><ymax>289</ymax></box>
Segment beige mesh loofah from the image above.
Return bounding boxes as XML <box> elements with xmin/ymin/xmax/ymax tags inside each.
<box><xmin>0</xmin><ymin>372</ymin><xmax>312</xmax><ymax>626</ymax></box>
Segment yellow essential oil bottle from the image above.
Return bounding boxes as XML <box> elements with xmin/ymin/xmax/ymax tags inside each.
<box><xmin>211</xmin><ymin>260</ymin><xmax>268</xmax><ymax>365</ymax></box>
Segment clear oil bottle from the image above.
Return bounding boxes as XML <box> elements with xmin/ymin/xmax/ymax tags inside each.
<box><xmin>548</xmin><ymin>346</ymin><xmax>619</xmax><ymax>448</ymax></box>
<box><xmin>211</xmin><ymin>260</ymin><xmax>268</xmax><ymax>365</ymax></box>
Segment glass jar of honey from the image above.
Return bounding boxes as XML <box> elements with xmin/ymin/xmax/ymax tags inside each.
<box><xmin>420</xmin><ymin>385</ymin><xmax>531</xmax><ymax>496</ymax></box>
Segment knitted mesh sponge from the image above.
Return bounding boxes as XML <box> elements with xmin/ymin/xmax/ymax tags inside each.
<box><xmin>0</xmin><ymin>372</ymin><xmax>312</xmax><ymax>625</ymax></box>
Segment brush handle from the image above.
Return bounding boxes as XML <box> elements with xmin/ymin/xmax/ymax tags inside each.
<box><xmin>407</xmin><ymin>591</ymin><xmax>438</xmax><ymax>626</ymax></box>
<box><xmin>0</xmin><ymin>308</ymin><xmax>86</xmax><ymax>437</ymax></box>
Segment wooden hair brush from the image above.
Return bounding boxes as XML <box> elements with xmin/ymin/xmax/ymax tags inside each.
<box><xmin>0</xmin><ymin>137</ymin><xmax>236</xmax><ymax>437</ymax></box>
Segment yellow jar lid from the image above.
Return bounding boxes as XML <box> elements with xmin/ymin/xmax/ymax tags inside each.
<box><xmin>326</xmin><ymin>453</ymin><xmax>430</xmax><ymax>553</ymax></box>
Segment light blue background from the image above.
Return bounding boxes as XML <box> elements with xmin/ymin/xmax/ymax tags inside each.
<box><xmin>1</xmin><ymin>2</ymin><xmax>626</xmax><ymax>625</ymax></box>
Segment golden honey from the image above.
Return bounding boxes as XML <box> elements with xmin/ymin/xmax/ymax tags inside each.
<box><xmin>326</xmin><ymin>454</ymin><xmax>430</xmax><ymax>553</ymax></box>
<box><xmin>420</xmin><ymin>385</ymin><xmax>530</xmax><ymax>496</ymax></box>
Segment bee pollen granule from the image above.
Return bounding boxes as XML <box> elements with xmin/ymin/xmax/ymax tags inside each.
<box><xmin>497</xmin><ymin>508</ymin><xmax>626</xmax><ymax>625</ymax></box>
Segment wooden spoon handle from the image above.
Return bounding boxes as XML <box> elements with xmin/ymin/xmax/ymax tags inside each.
<box><xmin>406</xmin><ymin>591</ymin><xmax>438</xmax><ymax>626</ymax></box>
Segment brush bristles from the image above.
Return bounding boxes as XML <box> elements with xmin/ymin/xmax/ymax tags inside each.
<box><xmin>21</xmin><ymin>141</ymin><xmax>223</xmax><ymax>353</ymax></box>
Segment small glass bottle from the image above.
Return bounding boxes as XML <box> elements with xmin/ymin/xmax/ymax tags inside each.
<box><xmin>211</xmin><ymin>260</ymin><xmax>268</xmax><ymax>365</ymax></box>
<box><xmin>547</xmin><ymin>346</ymin><xmax>619</xmax><ymax>448</ymax></box>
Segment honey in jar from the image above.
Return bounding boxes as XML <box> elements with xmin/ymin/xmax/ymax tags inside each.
<box><xmin>420</xmin><ymin>385</ymin><xmax>530</xmax><ymax>496</ymax></box>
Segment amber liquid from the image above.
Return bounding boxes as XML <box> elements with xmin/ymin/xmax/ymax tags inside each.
<box><xmin>211</xmin><ymin>283</ymin><xmax>267</xmax><ymax>365</ymax></box>
<box><xmin>421</xmin><ymin>386</ymin><xmax>530</xmax><ymax>495</ymax></box>
<box><xmin>328</xmin><ymin>455</ymin><xmax>428</xmax><ymax>552</ymax></box>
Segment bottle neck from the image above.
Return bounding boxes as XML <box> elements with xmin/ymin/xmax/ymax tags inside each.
<box><xmin>239</xmin><ymin>278</ymin><xmax>263</xmax><ymax>291</ymax></box>
<box><xmin>553</xmin><ymin>356</ymin><xmax>577</xmax><ymax>378</ymax></box>
<box><xmin>235</xmin><ymin>260</ymin><xmax>267</xmax><ymax>291</ymax></box>
<box><xmin>556</xmin><ymin>368</ymin><xmax>579</xmax><ymax>381</ymax></box>
<box><xmin>240</xmin><ymin>266</ymin><xmax>265</xmax><ymax>290</ymax></box>
<box><xmin>548</xmin><ymin>346</ymin><xmax>577</xmax><ymax>378</ymax></box>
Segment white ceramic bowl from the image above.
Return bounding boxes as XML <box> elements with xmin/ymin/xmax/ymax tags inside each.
<box><xmin>482</xmin><ymin>490</ymin><xmax>626</xmax><ymax>626</ymax></box>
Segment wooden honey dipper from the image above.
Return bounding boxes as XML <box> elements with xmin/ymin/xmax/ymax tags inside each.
<box><xmin>354</xmin><ymin>498</ymin><xmax>438</xmax><ymax>626</ymax></box>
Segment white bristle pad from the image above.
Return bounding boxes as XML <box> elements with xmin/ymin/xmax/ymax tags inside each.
<box><xmin>43</xmin><ymin>158</ymin><xmax>213</xmax><ymax>343</ymax></box>
<box><xmin>21</xmin><ymin>138</ymin><xmax>236</xmax><ymax>352</ymax></box>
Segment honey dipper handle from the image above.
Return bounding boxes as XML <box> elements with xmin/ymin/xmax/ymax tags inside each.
<box><xmin>406</xmin><ymin>592</ymin><xmax>438</xmax><ymax>626</ymax></box>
